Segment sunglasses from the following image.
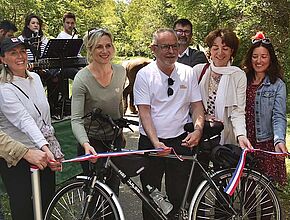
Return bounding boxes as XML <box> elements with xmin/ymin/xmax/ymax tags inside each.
<box><xmin>251</xmin><ymin>38</ymin><xmax>271</xmax><ymax>45</ymax></box>
<box><xmin>167</xmin><ymin>77</ymin><xmax>174</xmax><ymax>97</ymax></box>
<box><xmin>87</xmin><ymin>28</ymin><xmax>107</xmax><ymax>41</ymax></box>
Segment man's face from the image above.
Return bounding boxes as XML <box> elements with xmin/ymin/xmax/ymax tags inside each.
<box><xmin>151</xmin><ymin>31</ymin><xmax>179</xmax><ymax>68</ymax></box>
<box><xmin>63</xmin><ymin>18</ymin><xmax>76</xmax><ymax>35</ymax></box>
<box><xmin>0</xmin><ymin>29</ymin><xmax>15</xmax><ymax>42</ymax></box>
<box><xmin>174</xmin><ymin>24</ymin><xmax>192</xmax><ymax>46</ymax></box>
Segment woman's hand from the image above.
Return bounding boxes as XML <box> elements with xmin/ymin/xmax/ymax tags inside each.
<box><xmin>275</xmin><ymin>142</ymin><xmax>288</xmax><ymax>161</ymax></box>
<box><xmin>83</xmin><ymin>142</ymin><xmax>98</xmax><ymax>163</ymax></box>
<box><xmin>41</xmin><ymin>145</ymin><xmax>62</xmax><ymax>171</ymax></box>
<box><xmin>237</xmin><ymin>135</ymin><xmax>253</xmax><ymax>150</ymax></box>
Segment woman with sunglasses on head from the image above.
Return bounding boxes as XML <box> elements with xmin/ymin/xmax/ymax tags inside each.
<box><xmin>242</xmin><ymin>32</ymin><xmax>287</xmax><ymax>186</ymax></box>
<box><xmin>71</xmin><ymin>28</ymin><xmax>126</xmax><ymax>195</ymax></box>
<box><xmin>193</xmin><ymin>28</ymin><xmax>252</xmax><ymax>148</ymax></box>
<box><xmin>0</xmin><ymin>37</ymin><xmax>62</xmax><ymax>220</ymax></box>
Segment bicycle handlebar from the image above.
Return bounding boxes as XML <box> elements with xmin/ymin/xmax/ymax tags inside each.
<box><xmin>82</xmin><ymin>108</ymin><xmax>139</xmax><ymax>129</ymax></box>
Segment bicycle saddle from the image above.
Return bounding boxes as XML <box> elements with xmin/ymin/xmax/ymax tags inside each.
<box><xmin>184</xmin><ymin>120</ymin><xmax>224</xmax><ymax>139</ymax></box>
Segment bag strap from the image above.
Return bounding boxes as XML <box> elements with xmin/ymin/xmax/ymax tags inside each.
<box><xmin>198</xmin><ymin>63</ymin><xmax>210</xmax><ymax>84</ymax></box>
<box><xmin>10</xmin><ymin>82</ymin><xmax>47</xmax><ymax>125</ymax></box>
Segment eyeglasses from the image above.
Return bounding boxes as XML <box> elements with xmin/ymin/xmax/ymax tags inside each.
<box><xmin>174</xmin><ymin>29</ymin><xmax>192</xmax><ymax>36</ymax></box>
<box><xmin>167</xmin><ymin>77</ymin><xmax>174</xmax><ymax>97</ymax></box>
<box><xmin>153</xmin><ymin>44</ymin><xmax>179</xmax><ymax>51</ymax></box>
<box><xmin>251</xmin><ymin>38</ymin><xmax>271</xmax><ymax>45</ymax></box>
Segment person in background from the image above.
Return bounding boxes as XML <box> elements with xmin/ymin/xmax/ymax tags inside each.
<box><xmin>0</xmin><ymin>37</ymin><xmax>61</xmax><ymax>220</ymax></box>
<box><xmin>0</xmin><ymin>20</ymin><xmax>17</xmax><ymax>43</ymax></box>
<box><xmin>49</xmin><ymin>12</ymin><xmax>79</xmax><ymax>118</ymax></box>
<box><xmin>57</xmin><ymin>12</ymin><xmax>78</xmax><ymax>39</ymax></box>
<box><xmin>242</xmin><ymin>32</ymin><xmax>287</xmax><ymax>186</ymax></box>
<box><xmin>18</xmin><ymin>13</ymin><xmax>48</xmax><ymax>62</ymax></box>
<box><xmin>71</xmin><ymin>28</ymin><xmax>126</xmax><ymax>197</ymax></box>
<box><xmin>134</xmin><ymin>28</ymin><xmax>205</xmax><ymax>219</ymax></box>
<box><xmin>173</xmin><ymin>18</ymin><xmax>208</xmax><ymax>67</ymax></box>
<box><xmin>0</xmin><ymin>20</ymin><xmax>18</xmax><ymax>71</ymax></box>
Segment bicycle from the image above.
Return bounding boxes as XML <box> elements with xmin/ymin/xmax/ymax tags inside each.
<box><xmin>44</xmin><ymin>109</ymin><xmax>282</xmax><ymax>220</ymax></box>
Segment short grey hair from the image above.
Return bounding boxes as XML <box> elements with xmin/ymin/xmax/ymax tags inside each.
<box><xmin>152</xmin><ymin>28</ymin><xmax>177</xmax><ymax>45</ymax></box>
<box><xmin>83</xmin><ymin>28</ymin><xmax>115</xmax><ymax>63</ymax></box>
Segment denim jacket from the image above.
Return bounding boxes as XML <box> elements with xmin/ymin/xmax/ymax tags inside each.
<box><xmin>254</xmin><ymin>75</ymin><xmax>286</xmax><ymax>145</ymax></box>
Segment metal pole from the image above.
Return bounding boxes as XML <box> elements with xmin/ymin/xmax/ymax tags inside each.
<box><xmin>30</xmin><ymin>165</ymin><xmax>43</xmax><ymax>220</ymax></box>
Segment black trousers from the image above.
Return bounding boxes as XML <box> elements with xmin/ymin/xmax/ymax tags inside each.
<box><xmin>0</xmin><ymin>159</ymin><xmax>55</xmax><ymax>220</ymax></box>
<box><xmin>77</xmin><ymin>134</ymin><xmax>125</xmax><ymax>196</ymax></box>
<box><xmin>138</xmin><ymin>133</ymin><xmax>194</xmax><ymax>219</ymax></box>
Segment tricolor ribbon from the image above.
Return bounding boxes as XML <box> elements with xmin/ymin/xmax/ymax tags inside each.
<box><xmin>224</xmin><ymin>148</ymin><xmax>290</xmax><ymax>196</ymax></box>
<box><xmin>62</xmin><ymin>148</ymin><xmax>164</xmax><ymax>163</ymax></box>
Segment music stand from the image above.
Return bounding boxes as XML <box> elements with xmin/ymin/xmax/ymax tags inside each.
<box><xmin>43</xmin><ymin>39</ymin><xmax>83</xmax><ymax>119</ymax></box>
<box><xmin>42</xmin><ymin>38</ymin><xmax>83</xmax><ymax>59</ymax></box>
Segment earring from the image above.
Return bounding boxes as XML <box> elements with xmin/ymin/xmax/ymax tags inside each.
<box><xmin>4</xmin><ymin>63</ymin><xmax>8</xmax><ymax>68</ymax></box>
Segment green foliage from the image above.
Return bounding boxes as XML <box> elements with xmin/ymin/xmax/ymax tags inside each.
<box><xmin>0</xmin><ymin>0</ymin><xmax>289</xmax><ymax>79</ymax></box>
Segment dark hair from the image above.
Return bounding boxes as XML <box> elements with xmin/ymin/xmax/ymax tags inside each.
<box><xmin>0</xmin><ymin>20</ymin><xmax>17</xmax><ymax>32</ymax></box>
<box><xmin>241</xmin><ymin>41</ymin><xmax>283</xmax><ymax>84</ymax></box>
<box><xmin>63</xmin><ymin>12</ymin><xmax>76</xmax><ymax>23</ymax></box>
<box><xmin>173</xmin><ymin>18</ymin><xmax>192</xmax><ymax>33</ymax></box>
<box><xmin>21</xmin><ymin>13</ymin><xmax>44</xmax><ymax>38</ymax></box>
<box><xmin>205</xmin><ymin>28</ymin><xmax>239</xmax><ymax>58</ymax></box>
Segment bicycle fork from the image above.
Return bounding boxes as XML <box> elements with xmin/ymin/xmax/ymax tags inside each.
<box><xmin>80</xmin><ymin>175</ymin><xmax>98</xmax><ymax>220</ymax></box>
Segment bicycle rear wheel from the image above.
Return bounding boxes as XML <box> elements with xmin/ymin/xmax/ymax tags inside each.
<box><xmin>44</xmin><ymin>179</ymin><xmax>123</xmax><ymax>220</ymax></box>
<box><xmin>189</xmin><ymin>168</ymin><xmax>281</xmax><ymax>220</ymax></box>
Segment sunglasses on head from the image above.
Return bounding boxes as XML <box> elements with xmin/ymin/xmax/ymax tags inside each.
<box><xmin>167</xmin><ymin>78</ymin><xmax>174</xmax><ymax>97</ymax></box>
<box><xmin>87</xmin><ymin>28</ymin><xmax>107</xmax><ymax>40</ymax></box>
<box><xmin>251</xmin><ymin>38</ymin><xmax>271</xmax><ymax>45</ymax></box>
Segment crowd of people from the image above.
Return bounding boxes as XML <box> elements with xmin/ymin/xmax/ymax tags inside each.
<box><xmin>0</xmin><ymin>13</ymin><xmax>288</xmax><ymax>220</ymax></box>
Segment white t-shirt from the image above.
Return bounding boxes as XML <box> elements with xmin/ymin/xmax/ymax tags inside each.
<box><xmin>57</xmin><ymin>31</ymin><xmax>78</xmax><ymax>39</ymax></box>
<box><xmin>134</xmin><ymin>61</ymin><xmax>201</xmax><ymax>138</ymax></box>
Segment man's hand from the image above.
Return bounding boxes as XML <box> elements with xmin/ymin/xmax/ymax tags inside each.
<box><xmin>153</xmin><ymin>141</ymin><xmax>171</xmax><ymax>156</ymax></box>
<box><xmin>23</xmin><ymin>149</ymin><xmax>48</xmax><ymax>170</ymax></box>
<box><xmin>181</xmin><ymin>130</ymin><xmax>202</xmax><ymax>148</ymax></box>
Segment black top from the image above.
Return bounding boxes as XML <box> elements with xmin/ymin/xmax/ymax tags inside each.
<box><xmin>177</xmin><ymin>47</ymin><xmax>208</xmax><ymax>67</ymax></box>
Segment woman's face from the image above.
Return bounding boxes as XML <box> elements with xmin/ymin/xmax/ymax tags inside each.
<box><xmin>210</xmin><ymin>36</ymin><xmax>233</xmax><ymax>67</ymax></box>
<box><xmin>251</xmin><ymin>46</ymin><xmax>270</xmax><ymax>75</ymax></box>
<box><xmin>1</xmin><ymin>45</ymin><xmax>28</xmax><ymax>74</ymax></box>
<box><xmin>27</xmin><ymin>17</ymin><xmax>40</xmax><ymax>32</ymax></box>
<box><xmin>91</xmin><ymin>35</ymin><xmax>114</xmax><ymax>64</ymax></box>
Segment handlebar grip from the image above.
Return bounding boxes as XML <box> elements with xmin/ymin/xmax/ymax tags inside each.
<box><xmin>125</xmin><ymin>119</ymin><xmax>139</xmax><ymax>126</ymax></box>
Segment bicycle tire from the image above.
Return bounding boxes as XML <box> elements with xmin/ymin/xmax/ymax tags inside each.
<box><xmin>189</xmin><ymin>168</ymin><xmax>281</xmax><ymax>220</ymax></box>
<box><xmin>44</xmin><ymin>178</ymin><xmax>123</xmax><ymax>220</ymax></box>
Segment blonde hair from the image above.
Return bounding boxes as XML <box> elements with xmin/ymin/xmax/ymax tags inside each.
<box><xmin>83</xmin><ymin>28</ymin><xmax>115</xmax><ymax>63</ymax></box>
<box><xmin>0</xmin><ymin>65</ymin><xmax>14</xmax><ymax>82</ymax></box>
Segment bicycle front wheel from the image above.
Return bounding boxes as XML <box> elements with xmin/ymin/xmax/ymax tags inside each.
<box><xmin>44</xmin><ymin>179</ymin><xmax>123</xmax><ymax>220</ymax></box>
<box><xmin>189</xmin><ymin>168</ymin><xmax>281</xmax><ymax>220</ymax></box>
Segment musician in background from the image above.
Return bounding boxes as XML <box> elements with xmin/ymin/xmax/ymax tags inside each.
<box><xmin>57</xmin><ymin>12</ymin><xmax>78</xmax><ymax>39</ymax></box>
<box><xmin>18</xmin><ymin>14</ymin><xmax>48</xmax><ymax>62</ymax></box>
<box><xmin>48</xmin><ymin>12</ymin><xmax>80</xmax><ymax>118</ymax></box>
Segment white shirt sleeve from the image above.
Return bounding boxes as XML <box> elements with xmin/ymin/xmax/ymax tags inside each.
<box><xmin>133</xmin><ymin>69</ymin><xmax>151</xmax><ymax>105</ymax></box>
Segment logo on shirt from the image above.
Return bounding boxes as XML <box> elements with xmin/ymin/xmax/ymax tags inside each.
<box><xmin>115</xmin><ymin>88</ymin><xmax>120</xmax><ymax>93</ymax></box>
<box><xmin>180</xmin><ymin>84</ymin><xmax>187</xmax><ymax>89</ymax></box>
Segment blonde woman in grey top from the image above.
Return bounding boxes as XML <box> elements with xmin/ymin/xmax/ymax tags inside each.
<box><xmin>71</xmin><ymin>29</ymin><xmax>126</xmax><ymax>194</ymax></box>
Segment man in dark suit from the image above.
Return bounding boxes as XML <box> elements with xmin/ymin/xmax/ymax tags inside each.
<box><xmin>173</xmin><ymin>18</ymin><xmax>208</xmax><ymax>67</ymax></box>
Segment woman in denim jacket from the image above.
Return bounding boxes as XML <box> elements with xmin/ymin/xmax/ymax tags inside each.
<box><xmin>242</xmin><ymin>32</ymin><xmax>287</xmax><ymax>185</ymax></box>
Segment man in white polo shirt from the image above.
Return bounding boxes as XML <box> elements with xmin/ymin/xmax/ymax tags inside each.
<box><xmin>133</xmin><ymin>28</ymin><xmax>204</xmax><ymax>219</ymax></box>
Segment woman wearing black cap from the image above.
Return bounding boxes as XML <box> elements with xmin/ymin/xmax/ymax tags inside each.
<box><xmin>0</xmin><ymin>37</ymin><xmax>62</xmax><ymax>220</ymax></box>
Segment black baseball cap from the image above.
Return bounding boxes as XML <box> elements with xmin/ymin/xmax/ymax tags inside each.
<box><xmin>0</xmin><ymin>37</ymin><xmax>26</xmax><ymax>56</ymax></box>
